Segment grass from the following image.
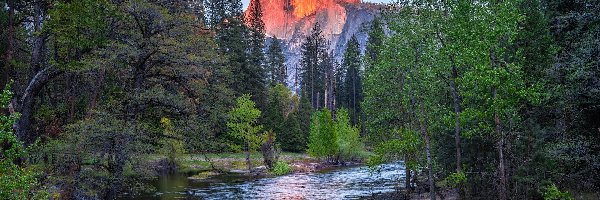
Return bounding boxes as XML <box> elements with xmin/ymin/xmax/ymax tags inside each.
<box><xmin>172</xmin><ymin>152</ymin><xmax>309</xmax><ymax>173</ymax></box>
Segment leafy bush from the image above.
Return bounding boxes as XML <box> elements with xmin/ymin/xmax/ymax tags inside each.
<box><xmin>0</xmin><ymin>85</ymin><xmax>48</xmax><ymax>199</ymax></box>
<box><xmin>307</xmin><ymin>109</ymin><xmax>337</xmax><ymax>159</ymax></box>
<box><xmin>159</xmin><ymin>117</ymin><xmax>185</xmax><ymax>166</ymax></box>
<box><xmin>445</xmin><ymin>171</ymin><xmax>467</xmax><ymax>187</ymax></box>
<box><xmin>542</xmin><ymin>183</ymin><xmax>573</xmax><ymax>200</ymax></box>
<box><xmin>335</xmin><ymin>108</ymin><xmax>365</xmax><ymax>162</ymax></box>
<box><xmin>308</xmin><ymin>109</ymin><xmax>366</xmax><ymax>163</ymax></box>
<box><xmin>271</xmin><ymin>161</ymin><xmax>292</xmax><ymax>176</ymax></box>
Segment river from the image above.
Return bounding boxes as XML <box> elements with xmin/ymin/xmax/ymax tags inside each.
<box><xmin>123</xmin><ymin>161</ymin><xmax>406</xmax><ymax>199</ymax></box>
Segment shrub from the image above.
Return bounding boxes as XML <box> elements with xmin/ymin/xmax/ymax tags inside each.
<box><xmin>271</xmin><ymin>161</ymin><xmax>292</xmax><ymax>176</ymax></box>
<box><xmin>159</xmin><ymin>117</ymin><xmax>185</xmax><ymax>167</ymax></box>
<box><xmin>307</xmin><ymin>108</ymin><xmax>366</xmax><ymax>163</ymax></box>
<box><xmin>0</xmin><ymin>85</ymin><xmax>48</xmax><ymax>199</ymax></box>
<box><xmin>307</xmin><ymin>109</ymin><xmax>337</xmax><ymax>160</ymax></box>
<box><xmin>335</xmin><ymin>108</ymin><xmax>364</xmax><ymax>162</ymax></box>
<box><xmin>542</xmin><ymin>183</ymin><xmax>573</xmax><ymax>200</ymax></box>
<box><xmin>446</xmin><ymin>171</ymin><xmax>467</xmax><ymax>187</ymax></box>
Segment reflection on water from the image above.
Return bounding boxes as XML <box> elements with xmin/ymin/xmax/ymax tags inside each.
<box><xmin>129</xmin><ymin>162</ymin><xmax>405</xmax><ymax>200</ymax></box>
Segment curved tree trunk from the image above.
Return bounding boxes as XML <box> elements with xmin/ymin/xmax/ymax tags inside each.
<box><xmin>15</xmin><ymin>66</ymin><xmax>61</xmax><ymax>145</ymax></box>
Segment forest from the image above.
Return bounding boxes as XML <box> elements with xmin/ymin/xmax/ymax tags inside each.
<box><xmin>0</xmin><ymin>0</ymin><xmax>599</xmax><ymax>199</ymax></box>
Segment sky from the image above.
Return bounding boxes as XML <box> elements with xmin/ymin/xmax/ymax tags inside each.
<box><xmin>241</xmin><ymin>0</ymin><xmax>394</xmax><ymax>10</ymax></box>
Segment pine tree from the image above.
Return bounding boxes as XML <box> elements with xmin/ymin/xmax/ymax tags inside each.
<box><xmin>300</xmin><ymin>23</ymin><xmax>328</xmax><ymax>109</ymax></box>
<box><xmin>365</xmin><ymin>17</ymin><xmax>384</xmax><ymax>64</ymax></box>
<box><xmin>298</xmin><ymin>90</ymin><xmax>313</xmax><ymax>148</ymax></box>
<box><xmin>341</xmin><ymin>35</ymin><xmax>363</xmax><ymax>125</ymax></box>
<box><xmin>321</xmin><ymin>51</ymin><xmax>336</xmax><ymax>112</ymax></box>
<box><xmin>204</xmin><ymin>0</ymin><xmax>242</xmax><ymax>27</ymax></box>
<box><xmin>283</xmin><ymin>112</ymin><xmax>305</xmax><ymax>152</ymax></box>
<box><xmin>244</xmin><ymin>0</ymin><xmax>267</xmax><ymax>107</ymax></box>
<box><xmin>266</xmin><ymin>37</ymin><xmax>287</xmax><ymax>86</ymax></box>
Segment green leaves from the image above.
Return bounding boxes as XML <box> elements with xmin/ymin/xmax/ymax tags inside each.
<box><xmin>271</xmin><ymin>161</ymin><xmax>292</xmax><ymax>176</ymax></box>
<box><xmin>307</xmin><ymin>109</ymin><xmax>365</xmax><ymax>162</ymax></box>
<box><xmin>0</xmin><ymin>86</ymin><xmax>46</xmax><ymax>199</ymax></box>
<box><xmin>227</xmin><ymin>94</ymin><xmax>263</xmax><ymax>152</ymax></box>
<box><xmin>335</xmin><ymin>108</ymin><xmax>365</xmax><ymax>161</ymax></box>
<box><xmin>47</xmin><ymin>0</ymin><xmax>116</xmax><ymax>70</ymax></box>
<box><xmin>542</xmin><ymin>183</ymin><xmax>573</xmax><ymax>200</ymax></box>
<box><xmin>307</xmin><ymin>109</ymin><xmax>336</xmax><ymax>159</ymax></box>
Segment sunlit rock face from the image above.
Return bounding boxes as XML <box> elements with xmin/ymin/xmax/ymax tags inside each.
<box><xmin>254</xmin><ymin>0</ymin><xmax>354</xmax><ymax>40</ymax></box>
<box><xmin>246</xmin><ymin>0</ymin><xmax>382</xmax><ymax>88</ymax></box>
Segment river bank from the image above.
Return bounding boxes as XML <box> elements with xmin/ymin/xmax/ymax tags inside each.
<box><xmin>149</xmin><ymin>152</ymin><xmax>365</xmax><ymax>179</ymax></box>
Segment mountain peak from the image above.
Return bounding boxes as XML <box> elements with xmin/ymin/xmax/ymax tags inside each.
<box><xmin>246</xmin><ymin>0</ymin><xmax>381</xmax><ymax>87</ymax></box>
<box><xmin>246</xmin><ymin>0</ymin><xmax>362</xmax><ymax>39</ymax></box>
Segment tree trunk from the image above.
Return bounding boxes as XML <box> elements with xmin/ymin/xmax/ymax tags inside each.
<box><xmin>311</xmin><ymin>60</ymin><xmax>315</xmax><ymax>108</ymax></box>
<box><xmin>14</xmin><ymin>0</ymin><xmax>53</xmax><ymax>145</ymax></box>
<box><xmin>127</xmin><ymin>50</ymin><xmax>154</xmax><ymax>120</ymax></box>
<box><xmin>450</xmin><ymin>64</ymin><xmax>462</xmax><ymax>173</ymax></box>
<box><xmin>67</xmin><ymin>74</ymin><xmax>76</xmax><ymax>121</ymax></box>
<box><xmin>409</xmin><ymin>90</ymin><xmax>436</xmax><ymax>199</ymax></box>
<box><xmin>87</xmin><ymin>69</ymin><xmax>105</xmax><ymax>118</ymax></box>
<box><xmin>409</xmin><ymin>44</ymin><xmax>435</xmax><ymax>200</ymax></box>
<box><xmin>352</xmin><ymin>70</ymin><xmax>357</xmax><ymax>124</ymax></box>
<box><xmin>418</xmin><ymin>104</ymin><xmax>436</xmax><ymax>200</ymax></box>
<box><xmin>31</xmin><ymin>0</ymin><xmax>46</xmax><ymax>73</ymax></box>
<box><xmin>491</xmin><ymin>49</ymin><xmax>507</xmax><ymax>200</ymax></box>
<box><xmin>15</xmin><ymin>66</ymin><xmax>61</xmax><ymax>145</ymax></box>
<box><xmin>495</xmin><ymin>109</ymin><xmax>507</xmax><ymax>200</ymax></box>
<box><xmin>246</xmin><ymin>141</ymin><xmax>253</xmax><ymax>173</ymax></box>
<box><xmin>404</xmin><ymin>155</ymin><xmax>412</xmax><ymax>194</ymax></box>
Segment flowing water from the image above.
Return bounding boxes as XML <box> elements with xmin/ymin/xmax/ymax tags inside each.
<box><xmin>125</xmin><ymin>162</ymin><xmax>405</xmax><ymax>199</ymax></box>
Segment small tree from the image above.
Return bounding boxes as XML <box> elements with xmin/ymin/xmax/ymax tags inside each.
<box><xmin>335</xmin><ymin>108</ymin><xmax>364</xmax><ymax>162</ymax></box>
<box><xmin>159</xmin><ymin>117</ymin><xmax>185</xmax><ymax>169</ymax></box>
<box><xmin>307</xmin><ymin>109</ymin><xmax>337</xmax><ymax>162</ymax></box>
<box><xmin>227</xmin><ymin>94</ymin><xmax>264</xmax><ymax>172</ymax></box>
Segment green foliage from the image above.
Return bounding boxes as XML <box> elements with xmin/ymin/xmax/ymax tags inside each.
<box><xmin>159</xmin><ymin>117</ymin><xmax>185</xmax><ymax>165</ymax></box>
<box><xmin>445</xmin><ymin>171</ymin><xmax>467</xmax><ymax>188</ymax></box>
<box><xmin>215</xmin><ymin>8</ymin><xmax>266</xmax><ymax>108</ymax></box>
<box><xmin>227</xmin><ymin>94</ymin><xmax>264</xmax><ymax>152</ymax></box>
<box><xmin>300</xmin><ymin>23</ymin><xmax>329</xmax><ymax>109</ymax></box>
<box><xmin>0</xmin><ymin>85</ymin><xmax>47</xmax><ymax>200</ymax></box>
<box><xmin>307</xmin><ymin>109</ymin><xmax>337</xmax><ymax>159</ymax></box>
<box><xmin>264</xmin><ymin>84</ymin><xmax>305</xmax><ymax>152</ymax></box>
<box><xmin>335</xmin><ymin>108</ymin><xmax>364</xmax><ymax>161</ymax></box>
<box><xmin>282</xmin><ymin>113</ymin><xmax>306</xmax><ymax>152</ymax></box>
<box><xmin>308</xmin><ymin>109</ymin><xmax>365</xmax><ymax>163</ymax></box>
<box><xmin>338</xmin><ymin>36</ymin><xmax>363</xmax><ymax>125</ymax></box>
<box><xmin>204</xmin><ymin>0</ymin><xmax>243</xmax><ymax>27</ymax></box>
<box><xmin>542</xmin><ymin>184</ymin><xmax>573</xmax><ymax>200</ymax></box>
<box><xmin>297</xmin><ymin>92</ymin><xmax>313</xmax><ymax>147</ymax></box>
<box><xmin>266</xmin><ymin>37</ymin><xmax>287</xmax><ymax>86</ymax></box>
<box><xmin>365</xmin><ymin>17</ymin><xmax>385</xmax><ymax>63</ymax></box>
<box><xmin>2</xmin><ymin>0</ymin><xmax>599</xmax><ymax>197</ymax></box>
<box><xmin>46</xmin><ymin>0</ymin><xmax>116</xmax><ymax>70</ymax></box>
<box><xmin>60</xmin><ymin>112</ymin><xmax>139</xmax><ymax>196</ymax></box>
<box><xmin>368</xmin><ymin>128</ymin><xmax>422</xmax><ymax>170</ymax></box>
<box><xmin>271</xmin><ymin>161</ymin><xmax>292</xmax><ymax>176</ymax></box>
